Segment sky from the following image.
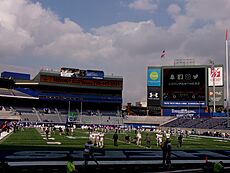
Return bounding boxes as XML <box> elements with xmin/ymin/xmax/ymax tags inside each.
<box><xmin>0</xmin><ymin>0</ymin><xmax>229</xmax><ymax>105</ymax></box>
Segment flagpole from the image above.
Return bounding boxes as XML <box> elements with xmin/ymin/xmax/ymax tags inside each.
<box><xmin>213</xmin><ymin>63</ymin><xmax>216</xmax><ymax>113</ymax></box>
<box><xmin>226</xmin><ymin>29</ymin><xmax>230</xmax><ymax>127</ymax></box>
<box><xmin>209</xmin><ymin>60</ymin><xmax>216</xmax><ymax>113</ymax></box>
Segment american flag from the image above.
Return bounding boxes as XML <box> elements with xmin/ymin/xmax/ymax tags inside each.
<box><xmin>209</xmin><ymin>60</ymin><xmax>215</xmax><ymax>70</ymax></box>
<box><xmin>161</xmin><ymin>50</ymin><xmax>166</xmax><ymax>58</ymax></box>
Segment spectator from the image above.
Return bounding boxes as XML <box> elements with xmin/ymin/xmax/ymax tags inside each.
<box><xmin>161</xmin><ymin>138</ymin><xmax>172</xmax><ymax>169</ymax></box>
<box><xmin>52</xmin><ymin>126</ymin><xmax>56</xmax><ymax>135</ymax></box>
<box><xmin>213</xmin><ymin>161</ymin><xmax>224</xmax><ymax>173</ymax></box>
<box><xmin>83</xmin><ymin>140</ymin><xmax>99</xmax><ymax>166</ymax></box>
<box><xmin>125</xmin><ymin>133</ymin><xmax>130</xmax><ymax>144</ymax></box>
<box><xmin>66</xmin><ymin>127</ymin><xmax>70</xmax><ymax>136</ymax></box>
<box><xmin>66</xmin><ymin>155</ymin><xmax>78</xmax><ymax>173</ymax></box>
<box><xmin>145</xmin><ymin>133</ymin><xmax>151</xmax><ymax>148</ymax></box>
<box><xmin>45</xmin><ymin>127</ymin><xmax>49</xmax><ymax>140</ymax></box>
<box><xmin>59</xmin><ymin>127</ymin><xmax>63</xmax><ymax>136</ymax></box>
<box><xmin>113</xmin><ymin>131</ymin><xmax>118</xmax><ymax>146</ymax></box>
<box><xmin>177</xmin><ymin>134</ymin><xmax>183</xmax><ymax>148</ymax></box>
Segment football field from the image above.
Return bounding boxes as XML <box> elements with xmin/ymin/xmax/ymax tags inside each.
<box><xmin>1</xmin><ymin>127</ymin><xmax>230</xmax><ymax>150</ymax></box>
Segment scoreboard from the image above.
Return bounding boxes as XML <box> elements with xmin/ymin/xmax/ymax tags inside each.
<box><xmin>162</xmin><ymin>67</ymin><xmax>207</xmax><ymax>106</ymax></box>
<box><xmin>147</xmin><ymin>66</ymin><xmax>208</xmax><ymax>108</ymax></box>
<box><xmin>147</xmin><ymin>65</ymin><xmax>225</xmax><ymax>115</ymax></box>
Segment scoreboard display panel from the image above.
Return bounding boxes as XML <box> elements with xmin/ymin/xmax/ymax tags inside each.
<box><xmin>162</xmin><ymin>67</ymin><xmax>207</xmax><ymax>106</ymax></box>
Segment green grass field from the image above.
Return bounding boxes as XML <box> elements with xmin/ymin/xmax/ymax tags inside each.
<box><xmin>1</xmin><ymin>128</ymin><xmax>230</xmax><ymax>150</ymax></box>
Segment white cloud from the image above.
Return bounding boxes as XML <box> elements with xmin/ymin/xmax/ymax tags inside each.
<box><xmin>128</xmin><ymin>0</ymin><xmax>158</xmax><ymax>13</ymax></box>
<box><xmin>167</xmin><ymin>4</ymin><xmax>181</xmax><ymax>19</ymax></box>
<box><xmin>185</xmin><ymin>0</ymin><xmax>230</xmax><ymax>21</ymax></box>
<box><xmin>0</xmin><ymin>0</ymin><xmax>230</xmax><ymax>104</ymax></box>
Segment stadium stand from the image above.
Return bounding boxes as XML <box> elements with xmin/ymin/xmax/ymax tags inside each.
<box><xmin>0</xmin><ymin>88</ymin><xmax>13</xmax><ymax>96</ymax></box>
<box><xmin>123</xmin><ymin>115</ymin><xmax>175</xmax><ymax>126</ymax></box>
<box><xmin>161</xmin><ymin>117</ymin><xmax>230</xmax><ymax>130</ymax></box>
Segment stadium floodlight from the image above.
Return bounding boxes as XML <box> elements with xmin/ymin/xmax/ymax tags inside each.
<box><xmin>209</xmin><ymin>59</ymin><xmax>216</xmax><ymax>113</ymax></box>
<box><xmin>225</xmin><ymin>29</ymin><xmax>230</xmax><ymax>127</ymax></box>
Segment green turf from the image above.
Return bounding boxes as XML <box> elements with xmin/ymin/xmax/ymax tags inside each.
<box><xmin>1</xmin><ymin>128</ymin><xmax>230</xmax><ymax>150</ymax></box>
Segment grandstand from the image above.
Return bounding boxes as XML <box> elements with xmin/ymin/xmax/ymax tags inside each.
<box><xmin>123</xmin><ymin>115</ymin><xmax>175</xmax><ymax>126</ymax></box>
<box><xmin>0</xmin><ymin>68</ymin><xmax>123</xmax><ymax>119</ymax></box>
<box><xmin>161</xmin><ymin>116</ymin><xmax>230</xmax><ymax>130</ymax></box>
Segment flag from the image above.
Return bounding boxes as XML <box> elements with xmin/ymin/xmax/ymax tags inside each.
<box><xmin>161</xmin><ymin>50</ymin><xmax>166</xmax><ymax>58</ymax></box>
<box><xmin>209</xmin><ymin>60</ymin><xmax>214</xmax><ymax>70</ymax></box>
<box><xmin>226</xmin><ymin>29</ymin><xmax>228</xmax><ymax>41</ymax></box>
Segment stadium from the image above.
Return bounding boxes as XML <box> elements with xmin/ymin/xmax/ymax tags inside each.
<box><xmin>0</xmin><ymin>64</ymin><xmax>230</xmax><ymax>173</ymax></box>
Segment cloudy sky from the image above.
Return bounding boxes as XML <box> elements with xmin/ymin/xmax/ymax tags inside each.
<box><xmin>0</xmin><ymin>0</ymin><xmax>229</xmax><ymax>104</ymax></box>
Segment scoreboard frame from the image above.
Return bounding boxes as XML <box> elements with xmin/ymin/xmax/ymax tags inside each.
<box><xmin>161</xmin><ymin>66</ymin><xmax>208</xmax><ymax>107</ymax></box>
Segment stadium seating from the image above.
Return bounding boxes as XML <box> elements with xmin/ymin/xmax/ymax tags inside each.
<box><xmin>80</xmin><ymin>115</ymin><xmax>123</xmax><ymax>125</ymax></box>
<box><xmin>123</xmin><ymin>115</ymin><xmax>175</xmax><ymax>126</ymax></box>
<box><xmin>0</xmin><ymin>88</ymin><xmax>12</xmax><ymax>96</ymax></box>
<box><xmin>161</xmin><ymin>117</ymin><xmax>230</xmax><ymax>130</ymax></box>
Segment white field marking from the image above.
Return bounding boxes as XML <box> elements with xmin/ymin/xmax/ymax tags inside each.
<box><xmin>183</xmin><ymin>138</ymin><xmax>200</xmax><ymax>141</ymax></box>
<box><xmin>63</xmin><ymin>136</ymin><xmax>88</xmax><ymax>139</ymax></box>
<box><xmin>214</xmin><ymin>140</ymin><xmax>228</xmax><ymax>142</ymax></box>
<box><xmin>66</xmin><ymin>136</ymin><xmax>77</xmax><ymax>139</ymax></box>
<box><xmin>43</xmin><ymin>138</ymin><xmax>55</xmax><ymax>140</ymax></box>
<box><xmin>47</xmin><ymin>142</ymin><xmax>61</xmax><ymax>145</ymax></box>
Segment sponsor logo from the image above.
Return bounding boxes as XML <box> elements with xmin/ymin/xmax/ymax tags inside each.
<box><xmin>150</xmin><ymin>71</ymin><xmax>159</xmax><ymax>80</ymax></box>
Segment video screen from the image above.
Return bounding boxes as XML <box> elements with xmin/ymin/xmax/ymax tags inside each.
<box><xmin>162</xmin><ymin>67</ymin><xmax>206</xmax><ymax>102</ymax></box>
<box><xmin>60</xmin><ymin>67</ymin><xmax>85</xmax><ymax>78</ymax></box>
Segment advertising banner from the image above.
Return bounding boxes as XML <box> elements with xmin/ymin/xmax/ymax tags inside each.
<box><xmin>40</xmin><ymin>75</ymin><xmax>122</xmax><ymax>88</ymax></box>
<box><xmin>147</xmin><ymin>87</ymin><xmax>161</xmax><ymax>106</ymax></box>
<box><xmin>163</xmin><ymin>108</ymin><xmax>205</xmax><ymax>116</ymax></box>
<box><xmin>147</xmin><ymin>68</ymin><xmax>161</xmax><ymax>86</ymax></box>
<box><xmin>85</xmin><ymin>70</ymin><xmax>104</xmax><ymax>79</ymax></box>
<box><xmin>208</xmin><ymin>87</ymin><xmax>224</xmax><ymax>106</ymax></box>
<box><xmin>208</xmin><ymin>66</ymin><xmax>223</xmax><ymax>86</ymax></box>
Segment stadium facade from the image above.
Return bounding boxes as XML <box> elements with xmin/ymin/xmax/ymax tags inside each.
<box><xmin>147</xmin><ymin>65</ymin><xmax>225</xmax><ymax>116</ymax></box>
<box><xmin>0</xmin><ymin>68</ymin><xmax>123</xmax><ymax>115</ymax></box>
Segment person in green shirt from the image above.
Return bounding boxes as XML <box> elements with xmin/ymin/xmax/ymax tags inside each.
<box><xmin>66</xmin><ymin>155</ymin><xmax>78</xmax><ymax>173</ymax></box>
<box><xmin>213</xmin><ymin>161</ymin><xmax>224</xmax><ymax>173</ymax></box>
